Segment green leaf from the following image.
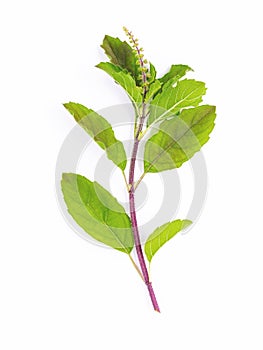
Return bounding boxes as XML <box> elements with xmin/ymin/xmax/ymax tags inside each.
<box><xmin>96</xmin><ymin>62</ymin><xmax>142</xmax><ymax>107</ymax></box>
<box><xmin>148</xmin><ymin>62</ymin><xmax>157</xmax><ymax>83</ymax></box>
<box><xmin>145</xmin><ymin>219</ymin><xmax>192</xmax><ymax>262</ymax></box>
<box><xmin>63</xmin><ymin>102</ymin><xmax>127</xmax><ymax>170</ymax></box>
<box><xmin>159</xmin><ymin>64</ymin><xmax>193</xmax><ymax>84</ymax></box>
<box><xmin>144</xmin><ymin>105</ymin><xmax>216</xmax><ymax>173</ymax></box>
<box><xmin>61</xmin><ymin>173</ymin><xmax>134</xmax><ymax>253</ymax></box>
<box><xmin>101</xmin><ymin>35</ymin><xmax>140</xmax><ymax>85</ymax></box>
<box><xmin>145</xmin><ymin>80</ymin><xmax>162</xmax><ymax>102</ymax></box>
<box><xmin>148</xmin><ymin>79</ymin><xmax>206</xmax><ymax>126</ymax></box>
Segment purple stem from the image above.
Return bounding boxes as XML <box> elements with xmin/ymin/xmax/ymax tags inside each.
<box><xmin>128</xmin><ymin>107</ymin><xmax>160</xmax><ymax>313</ymax></box>
<box><xmin>125</xmin><ymin>28</ymin><xmax>160</xmax><ymax>312</ymax></box>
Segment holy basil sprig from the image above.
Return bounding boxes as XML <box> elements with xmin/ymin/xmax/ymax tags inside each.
<box><xmin>61</xmin><ymin>27</ymin><xmax>216</xmax><ymax>312</ymax></box>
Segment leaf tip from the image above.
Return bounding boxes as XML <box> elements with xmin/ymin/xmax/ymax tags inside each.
<box><xmin>95</xmin><ymin>62</ymin><xmax>102</xmax><ymax>68</ymax></box>
<box><xmin>63</xmin><ymin>102</ymin><xmax>74</xmax><ymax>111</ymax></box>
<box><xmin>61</xmin><ymin>172</ymin><xmax>75</xmax><ymax>184</ymax></box>
<box><xmin>182</xmin><ymin>219</ymin><xmax>193</xmax><ymax>230</ymax></box>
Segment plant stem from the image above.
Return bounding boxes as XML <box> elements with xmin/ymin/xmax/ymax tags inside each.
<box><xmin>124</xmin><ymin>27</ymin><xmax>160</xmax><ymax>312</ymax></box>
<box><xmin>128</xmin><ymin>105</ymin><xmax>160</xmax><ymax>313</ymax></box>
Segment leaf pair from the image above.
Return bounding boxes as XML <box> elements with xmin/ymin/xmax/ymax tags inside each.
<box><xmin>97</xmin><ymin>36</ymin><xmax>143</xmax><ymax>111</ymax></box>
<box><xmin>100</xmin><ymin>35</ymin><xmax>141</xmax><ymax>85</ymax></box>
<box><xmin>61</xmin><ymin>173</ymin><xmax>190</xmax><ymax>261</ymax></box>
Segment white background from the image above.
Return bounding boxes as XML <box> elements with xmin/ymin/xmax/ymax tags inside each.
<box><xmin>1</xmin><ymin>0</ymin><xmax>263</xmax><ymax>349</ymax></box>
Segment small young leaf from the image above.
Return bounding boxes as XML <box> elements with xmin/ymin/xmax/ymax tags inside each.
<box><xmin>159</xmin><ymin>64</ymin><xmax>193</xmax><ymax>84</ymax></box>
<box><xmin>144</xmin><ymin>105</ymin><xmax>216</xmax><ymax>173</ymax></box>
<box><xmin>145</xmin><ymin>80</ymin><xmax>162</xmax><ymax>102</ymax></box>
<box><xmin>148</xmin><ymin>79</ymin><xmax>206</xmax><ymax>126</ymax></box>
<box><xmin>63</xmin><ymin>102</ymin><xmax>127</xmax><ymax>170</ymax></box>
<box><xmin>96</xmin><ymin>62</ymin><xmax>142</xmax><ymax>106</ymax></box>
<box><xmin>148</xmin><ymin>62</ymin><xmax>157</xmax><ymax>83</ymax></box>
<box><xmin>145</xmin><ymin>220</ymin><xmax>192</xmax><ymax>262</ymax></box>
<box><xmin>61</xmin><ymin>173</ymin><xmax>134</xmax><ymax>253</ymax></box>
<box><xmin>101</xmin><ymin>35</ymin><xmax>140</xmax><ymax>85</ymax></box>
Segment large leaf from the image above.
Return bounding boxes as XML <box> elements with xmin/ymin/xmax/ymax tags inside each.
<box><xmin>63</xmin><ymin>102</ymin><xmax>127</xmax><ymax>170</ymax></box>
<box><xmin>148</xmin><ymin>79</ymin><xmax>206</xmax><ymax>126</ymax></box>
<box><xmin>101</xmin><ymin>35</ymin><xmax>140</xmax><ymax>85</ymax></box>
<box><xmin>96</xmin><ymin>62</ymin><xmax>142</xmax><ymax>107</ymax></box>
<box><xmin>144</xmin><ymin>105</ymin><xmax>216</xmax><ymax>173</ymax></box>
<box><xmin>158</xmin><ymin>64</ymin><xmax>193</xmax><ymax>84</ymax></box>
<box><xmin>145</xmin><ymin>219</ymin><xmax>192</xmax><ymax>262</ymax></box>
<box><xmin>61</xmin><ymin>173</ymin><xmax>134</xmax><ymax>253</ymax></box>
